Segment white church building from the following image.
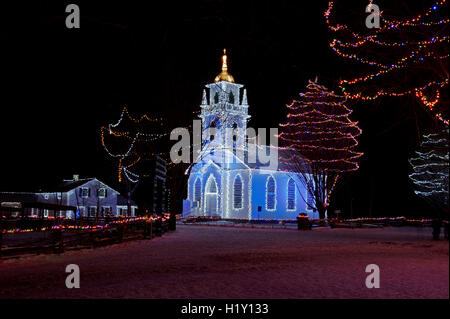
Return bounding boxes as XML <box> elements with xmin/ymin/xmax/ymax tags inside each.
<box><xmin>182</xmin><ymin>50</ymin><xmax>319</xmax><ymax>220</ymax></box>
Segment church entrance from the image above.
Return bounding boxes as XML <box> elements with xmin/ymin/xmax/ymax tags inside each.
<box><xmin>204</xmin><ymin>175</ymin><xmax>219</xmax><ymax>216</ymax></box>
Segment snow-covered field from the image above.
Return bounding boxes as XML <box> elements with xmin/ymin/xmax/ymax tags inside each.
<box><xmin>0</xmin><ymin>225</ymin><xmax>448</xmax><ymax>299</ymax></box>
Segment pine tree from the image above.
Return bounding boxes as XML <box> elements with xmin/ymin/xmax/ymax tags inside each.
<box><xmin>279</xmin><ymin>79</ymin><xmax>362</xmax><ymax>220</ymax></box>
<box><xmin>409</xmin><ymin>129</ymin><xmax>449</xmax><ymax>215</ymax></box>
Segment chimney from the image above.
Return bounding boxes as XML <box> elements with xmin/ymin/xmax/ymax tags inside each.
<box><xmin>73</xmin><ymin>174</ymin><xmax>79</xmax><ymax>181</ymax></box>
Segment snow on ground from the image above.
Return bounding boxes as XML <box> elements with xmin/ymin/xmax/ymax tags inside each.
<box><xmin>0</xmin><ymin>225</ymin><xmax>448</xmax><ymax>299</ymax></box>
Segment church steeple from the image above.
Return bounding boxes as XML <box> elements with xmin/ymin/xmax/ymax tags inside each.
<box><xmin>214</xmin><ymin>49</ymin><xmax>235</xmax><ymax>83</ymax></box>
<box><xmin>242</xmin><ymin>89</ymin><xmax>248</xmax><ymax>105</ymax></box>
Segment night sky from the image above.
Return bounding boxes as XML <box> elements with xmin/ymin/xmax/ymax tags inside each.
<box><xmin>0</xmin><ymin>0</ymin><xmax>442</xmax><ymax>217</ymax></box>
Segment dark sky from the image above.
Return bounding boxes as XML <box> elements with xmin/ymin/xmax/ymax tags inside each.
<box><xmin>0</xmin><ymin>0</ymin><xmax>442</xmax><ymax>217</ymax></box>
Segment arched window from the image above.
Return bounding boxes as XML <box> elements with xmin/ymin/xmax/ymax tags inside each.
<box><xmin>287</xmin><ymin>178</ymin><xmax>296</xmax><ymax>210</ymax></box>
<box><xmin>233</xmin><ymin>175</ymin><xmax>243</xmax><ymax>209</ymax></box>
<box><xmin>193</xmin><ymin>178</ymin><xmax>201</xmax><ymax>207</ymax></box>
<box><xmin>266</xmin><ymin>176</ymin><xmax>276</xmax><ymax>210</ymax></box>
<box><xmin>214</xmin><ymin>92</ymin><xmax>219</xmax><ymax>104</ymax></box>
<box><xmin>229</xmin><ymin>92</ymin><xmax>235</xmax><ymax>104</ymax></box>
<box><xmin>206</xmin><ymin>175</ymin><xmax>217</xmax><ymax>193</ymax></box>
<box><xmin>204</xmin><ymin>175</ymin><xmax>219</xmax><ymax>216</ymax></box>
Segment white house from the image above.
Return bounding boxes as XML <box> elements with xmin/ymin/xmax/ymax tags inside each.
<box><xmin>0</xmin><ymin>175</ymin><xmax>138</xmax><ymax>218</ymax></box>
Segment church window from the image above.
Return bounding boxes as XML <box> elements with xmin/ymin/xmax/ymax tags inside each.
<box><xmin>287</xmin><ymin>178</ymin><xmax>296</xmax><ymax>210</ymax></box>
<box><xmin>266</xmin><ymin>176</ymin><xmax>276</xmax><ymax>210</ymax></box>
<box><xmin>193</xmin><ymin>178</ymin><xmax>201</xmax><ymax>208</ymax></box>
<box><xmin>232</xmin><ymin>122</ymin><xmax>238</xmax><ymax>144</ymax></box>
<box><xmin>209</xmin><ymin>121</ymin><xmax>216</xmax><ymax>141</ymax></box>
<box><xmin>233</xmin><ymin>175</ymin><xmax>243</xmax><ymax>209</ymax></box>
<box><xmin>214</xmin><ymin>92</ymin><xmax>219</xmax><ymax>104</ymax></box>
<box><xmin>229</xmin><ymin>92</ymin><xmax>235</xmax><ymax>104</ymax></box>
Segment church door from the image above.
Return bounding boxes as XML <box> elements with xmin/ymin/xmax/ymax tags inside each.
<box><xmin>204</xmin><ymin>175</ymin><xmax>218</xmax><ymax>216</ymax></box>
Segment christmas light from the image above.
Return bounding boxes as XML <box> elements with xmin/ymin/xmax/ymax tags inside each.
<box><xmin>279</xmin><ymin>79</ymin><xmax>362</xmax><ymax>219</ymax></box>
<box><xmin>409</xmin><ymin>129</ymin><xmax>449</xmax><ymax>211</ymax></box>
<box><xmin>1</xmin><ymin>216</ymin><xmax>166</xmax><ymax>234</ymax></box>
<box><xmin>325</xmin><ymin>0</ymin><xmax>449</xmax><ymax>126</ymax></box>
<box><xmin>101</xmin><ymin>106</ymin><xmax>167</xmax><ymax>183</ymax></box>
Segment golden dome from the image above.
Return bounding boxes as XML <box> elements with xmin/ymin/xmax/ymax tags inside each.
<box><xmin>214</xmin><ymin>49</ymin><xmax>235</xmax><ymax>83</ymax></box>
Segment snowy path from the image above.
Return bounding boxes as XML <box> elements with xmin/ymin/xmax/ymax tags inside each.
<box><xmin>0</xmin><ymin>225</ymin><xmax>448</xmax><ymax>298</ymax></box>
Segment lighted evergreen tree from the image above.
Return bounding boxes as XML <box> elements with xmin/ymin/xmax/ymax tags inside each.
<box><xmin>325</xmin><ymin>0</ymin><xmax>449</xmax><ymax>126</ymax></box>
<box><xmin>279</xmin><ymin>79</ymin><xmax>363</xmax><ymax>220</ymax></box>
<box><xmin>409</xmin><ymin>129</ymin><xmax>449</xmax><ymax>215</ymax></box>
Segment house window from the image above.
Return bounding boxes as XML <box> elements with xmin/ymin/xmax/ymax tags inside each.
<box><xmin>233</xmin><ymin>175</ymin><xmax>243</xmax><ymax>209</ymax></box>
<box><xmin>266</xmin><ymin>176</ymin><xmax>276</xmax><ymax>211</ymax></box>
<box><xmin>89</xmin><ymin>206</ymin><xmax>97</xmax><ymax>217</ymax></box>
<box><xmin>98</xmin><ymin>188</ymin><xmax>107</xmax><ymax>198</ymax></box>
<box><xmin>118</xmin><ymin>207</ymin><xmax>127</xmax><ymax>216</ymax></box>
<box><xmin>78</xmin><ymin>206</ymin><xmax>85</xmax><ymax>217</ymax></box>
<box><xmin>79</xmin><ymin>187</ymin><xmax>90</xmax><ymax>198</ymax></box>
<box><xmin>193</xmin><ymin>178</ymin><xmax>201</xmax><ymax>208</ymax></box>
<box><xmin>44</xmin><ymin>209</ymin><xmax>49</xmax><ymax>217</ymax></box>
<box><xmin>287</xmin><ymin>178</ymin><xmax>296</xmax><ymax>210</ymax></box>
<box><xmin>56</xmin><ymin>193</ymin><xmax>62</xmax><ymax>200</ymax></box>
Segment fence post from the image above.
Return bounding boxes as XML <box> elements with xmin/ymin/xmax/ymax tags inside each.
<box><xmin>117</xmin><ymin>224</ymin><xmax>124</xmax><ymax>243</ymax></box>
<box><xmin>0</xmin><ymin>213</ymin><xmax>3</xmax><ymax>256</ymax></box>
<box><xmin>150</xmin><ymin>220</ymin><xmax>153</xmax><ymax>239</ymax></box>
<box><xmin>143</xmin><ymin>220</ymin><xmax>150</xmax><ymax>239</ymax></box>
<box><xmin>52</xmin><ymin>228</ymin><xmax>64</xmax><ymax>254</ymax></box>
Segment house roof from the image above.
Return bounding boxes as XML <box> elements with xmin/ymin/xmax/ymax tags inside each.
<box><xmin>117</xmin><ymin>195</ymin><xmax>137</xmax><ymax>206</ymax></box>
<box><xmin>43</xmin><ymin>178</ymin><xmax>94</xmax><ymax>192</ymax></box>
<box><xmin>38</xmin><ymin>178</ymin><xmax>121</xmax><ymax>194</ymax></box>
<box><xmin>0</xmin><ymin>192</ymin><xmax>37</xmax><ymax>203</ymax></box>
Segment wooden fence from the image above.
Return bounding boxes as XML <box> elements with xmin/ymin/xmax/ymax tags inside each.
<box><xmin>0</xmin><ymin>217</ymin><xmax>170</xmax><ymax>259</ymax></box>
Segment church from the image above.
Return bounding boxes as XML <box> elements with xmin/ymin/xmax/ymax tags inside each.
<box><xmin>182</xmin><ymin>50</ymin><xmax>319</xmax><ymax>220</ymax></box>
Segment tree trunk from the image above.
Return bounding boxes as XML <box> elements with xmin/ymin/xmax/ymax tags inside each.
<box><xmin>317</xmin><ymin>206</ymin><xmax>327</xmax><ymax>226</ymax></box>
